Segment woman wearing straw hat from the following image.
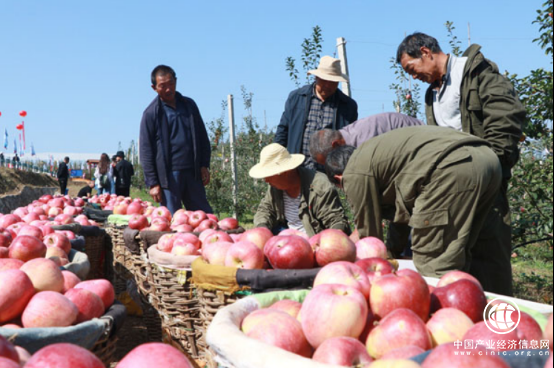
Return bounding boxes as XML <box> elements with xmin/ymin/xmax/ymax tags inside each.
<box><xmin>250</xmin><ymin>143</ymin><xmax>351</xmax><ymax>237</ymax></box>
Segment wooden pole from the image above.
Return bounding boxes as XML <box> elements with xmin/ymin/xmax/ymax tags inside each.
<box><xmin>228</xmin><ymin>94</ymin><xmax>238</xmax><ymax>218</ymax></box>
<box><xmin>336</xmin><ymin>37</ymin><xmax>352</xmax><ymax>97</ymax></box>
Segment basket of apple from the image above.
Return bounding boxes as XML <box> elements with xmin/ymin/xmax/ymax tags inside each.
<box><xmin>203</xmin><ymin>258</ymin><xmax>554</xmax><ymax>368</ymax></box>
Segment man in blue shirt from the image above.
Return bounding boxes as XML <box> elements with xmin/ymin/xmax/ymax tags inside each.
<box><xmin>139</xmin><ymin>65</ymin><xmax>213</xmax><ymax>214</ymax></box>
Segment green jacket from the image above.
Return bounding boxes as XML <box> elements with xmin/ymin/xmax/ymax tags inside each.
<box><xmin>343</xmin><ymin>126</ymin><xmax>488</xmax><ymax>240</ymax></box>
<box><xmin>254</xmin><ymin>167</ymin><xmax>351</xmax><ymax>237</ymax></box>
<box><xmin>425</xmin><ymin>44</ymin><xmax>525</xmax><ymax>178</ymax></box>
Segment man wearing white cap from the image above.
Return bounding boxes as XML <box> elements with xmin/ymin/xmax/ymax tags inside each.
<box><xmin>274</xmin><ymin>56</ymin><xmax>358</xmax><ymax>171</ymax></box>
<box><xmin>250</xmin><ymin>143</ymin><xmax>351</xmax><ymax>237</ymax></box>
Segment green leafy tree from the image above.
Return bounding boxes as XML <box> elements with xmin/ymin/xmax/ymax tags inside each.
<box><xmin>389</xmin><ymin>57</ymin><xmax>422</xmax><ymax>119</ymax></box>
<box><xmin>285</xmin><ymin>26</ymin><xmax>323</xmax><ymax>87</ymax></box>
<box><xmin>445</xmin><ymin>21</ymin><xmax>463</xmax><ymax>57</ymax></box>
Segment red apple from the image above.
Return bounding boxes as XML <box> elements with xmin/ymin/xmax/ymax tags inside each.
<box><xmin>202</xmin><ymin>241</ymin><xmax>232</xmax><ymax>265</ymax></box>
<box><xmin>437</xmin><ymin>270</ymin><xmax>483</xmax><ymax>291</ymax></box>
<box><xmin>312</xmin><ymin>229</ymin><xmax>356</xmax><ymax>266</ymax></box>
<box><xmin>0</xmin><ymin>259</ymin><xmax>23</xmax><ymax>271</ymax></box>
<box><xmin>218</xmin><ymin>217</ymin><xmax>239</xmax><ymax>231</ymax></box>
<box><xmin>0</xmin><ymin>215</ymin><xmax>21</xmax><ymax>230</ymax></box>
<box><xmin>74</xmin><ymin>279</ymin><xmax>115</xmax><ymax>310</ymax></box>
<box><xmin>0</xmin><ymin>233</ymin><xmax>12</xmax><ymax>248</ymax></box>
<box><xmin>21</xmin><ymin>291</ymin><xmax>78</xmax><ymax>328</ymax></box>
<box><xmin>149</xmin><ymin>217</ymin><xmax>171</xmax><ymax>232</ymax></box>
<box><xmin>239</xmin><ymin>227</ymin><xmax>273</xmax><ymax>251</ymax></box>
<box><xmin>0</xmin><ymin>357</ymin><xmax>20</xmax><ymax>368</ymax></box>
<box><xmin>156</xmin><ymin>234</ymin><xmax>176</xmax><ymax>252</ymax></box>
<box><xmin>128</xmin><ymin>214</ymin><xmax>149</xmax><ymax>231</ymax></box>
<box><xmin>17</xmin><ymin>225</ymin><xmax>44</xmax><ymax>240</ymax></box>
<box><xmin>268</xmin><ymin>299</ymin><xmax>302</xmax><ymax>319</ymax></box>
<box><xmin>0</xmin><ymin>270</ymin><xmax>35</xmax><ymax>324</ymax></box>
<box><xmin>224</xmin><ymin>241</ymin><xmax>264</xmax><ymax>269</ymax></box>
<box><xmin>188</xmin><ymin>210</ymin><xmax>207</xmax><ymax>228</ymax></box>
<box><xmin>171</xmin><ymin>223</ymin><xmax>194</xmax><ymax>233</ymax></box>
<box><xmin>426</xmin><ymin>307</ymin><xmax>474</xmax><ymax>346</ymax></box>
<box><xmin>20</xmin><ymin>258</ymin><xmax>64</xmax><ymax>293</ymax></box>
<box><xmin>0</xmin><ymin>333</ymin><xmax>19</xmax><ymax>364</ymax></box>
<box><xmin>126</xmin><ymin>201</ymin><xmax>144</xmax><ymax>215</ymax></box>
<box><xmin>380</xmin><ymin>345</ymin><xmax>426</xmax><ymax>360</ymax></box>
<box><xmin>61</xmin><ymin>270</ymin><xmax>82</xmax><ymax>293</ymax></box>
<box><xmin>24</xmin><ymin>343</ymin><xmax>104</xmax><ymax>368</ymax></box>
<box><xmin>44</xmin><ymin>232</ymin><xmax>72</xmax><ymax>255</ymax></box>
<box><xmin>370</xmin><ymin>359</ymin><xmax>423</xmax><ymax>368</ymax></box>
<box><xmin>63</xmin><ymin>206</ymin><xmax>79</xmax><ymax>216</ymax></box>
<box><xmin>356</xmin><ymin>236</ymin><xmax>388</xmax><ymax>260</ymax></box>
<box><xmin>300</xmin><ymin>283</ymin><xmax>368</xmax><ymax>348</ymax></box>
<box><xmin>54</xmin><ymin>213</ymin><xmax>74</xmax><ymax>225</ymax></box>
<box><xmin>430</xmin><ymin>279</ymin><xmax>487</xmax><ymax>323</ymax></box>
<box><xmin>278</xmin><ymin>228</ymin><xmax>310</xmax><ymax>241</ymax></box>
<box><xmin>116</xmin><ymin>342</ymin><xmax>195</xmax><ymax>368</ymax></box>
<box><xmin>366</xmin><ymin>308</ymin><xmax>432</xmax><ymax>359</ymax></box>
<box><xmin>370</xmin><ymin>269</ymin><xmax>431</xmax><ymax>321</ymax></box>
<box><xmin>355</xmin><ymin>257</ymin><xmax>395</xmax><ymax>284</ymax></box>
<box><xmin>516</xmin><ymin>311</ymin><xmax>544</xmax><ymax>343</ymax></box>
<box><xmin>313</xmin><ymin>261</ymin><xmax>370</xmax><ymax>299</ymax></box>
<box><xmin>206</xmin><ymin>213</ymin><xmax>219</xmax><ymax>222</ymax></box>
<box><xmin>421</xmin><ymin>343</ymin><xmax>510</xmax><ymax>368</ymax></box>
<box><xmin>545</xmin><ymin>314</ymin><xmax>553</xmax><ymax>351</ymax></box>
<box><xmin>198</xmin><ymin>228</ymin><xmax>218</xmax><ymax>243</ymax></box>
<box><xmin>39</xmin><ymin>194</ymin><xmax>53</xmax><ymax>204</ymax></box>
<box><xmin>195</xmin><ymin>219</ymin><xmax>218</xmax><ymax>232</ymax></box>
<box><xmin>462</xmin><ymin>321</ymin><xmax>520</xmax><ymax>351</ymax></box>
<box><xmin>171</xmin><ymin>209</ymin><xmax>190</xmax><ymax>225</ymax></box>
<box><xmin>8</xmin><ymin>235</ymin><xmax>47</xmax><ymax>262</ymax></box>
<box><xmin>203</xmin><ymin>230</ymin><xmax>233</xmax><ymax>245</ymax></box>
<box><xmin>22</xmin><ymin>212</ymin><xmax>41</xmax><ymax>224</ymax></box>
<box><xmin>64</xmin><ymin>288</ymin><xmax>105</xmax><ymax>323</ymax></box>
<box><xmin>313</xmin><ymin>336</ymin><xmax>373</xmax><ymax>366</ymax></box>
<box><xmin>263</xmin><ymin>235</ymin><xmax>315</xmax><ymax>270</ymax></box>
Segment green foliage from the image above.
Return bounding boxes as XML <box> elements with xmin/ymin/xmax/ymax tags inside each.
<box><xmin>285</xmin><ymin>26</ymin><xmax>323</xmax><ymax>87</ymax></box>
<box><xmin>509</xmin><ymin>134</ymin><xmax>553</xmax><ymax>248</ymax></box>
<box><xmin>205</xmin><ymin>87</ymin><xmax>275</xmax><ymax>221</ymax></box>
<box><xmin>389</xmin><ymin>57</ymin><xmax>422</xmax><ymax>119</ymax></box>
<box><xmin>445</xmin><ymin>21</ymin><xmax>463</xmax><ymax>57</ymax></box>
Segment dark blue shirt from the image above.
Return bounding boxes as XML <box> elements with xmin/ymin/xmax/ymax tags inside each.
<box><xmin>163</xmin><ymin>99</ymin><xmax>194</xmax><ymax>170</ymax></box>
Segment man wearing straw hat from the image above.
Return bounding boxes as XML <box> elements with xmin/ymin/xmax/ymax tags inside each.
<box><xmin>250</xmin><ymin>143</ymin><xmax>350</xmax><ymax>237</ymax></box>
<box><xmin>274</xmin><ymin>56</ymin><xmax>358</xmax><ymax>171</ymax></box>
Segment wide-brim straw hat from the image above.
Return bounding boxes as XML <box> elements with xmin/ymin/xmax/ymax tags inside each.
<box><xmin>307</xmin><ymin>56</ymin><xmax>349</xmax><ymax>83</ymax></box>
<box><xmin>249</xmin><ymin>143</ymin><xmax>305</xmax><ymax>179</ymax></box>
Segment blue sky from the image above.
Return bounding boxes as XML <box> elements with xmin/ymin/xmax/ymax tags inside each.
<box><xmin>0</xmin><ymin>0</ymin><xmax>550</xmax><ymax>158</ymax></box>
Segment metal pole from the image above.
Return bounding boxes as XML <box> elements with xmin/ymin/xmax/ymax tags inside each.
<box><xmin>228</xmin><ymin>94</ymin><xmax>238</xmax><ymax>219</ymax></box>
<box><xmin>336</xmin><ymin>37</ymin><xmax>352</xmax><ymax>97</ymax></box>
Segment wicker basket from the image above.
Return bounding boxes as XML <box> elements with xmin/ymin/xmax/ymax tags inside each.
<box><xmin>91</xmin><ymin>317</ymin><xmax>118</xmax><ymax>368</ymax></box>
<box><xmin>105</xmin><ymin>223</ymin><xmax>134</xmax><ymax>294</ymax></box>
<box><xmin>149</xmin><ymin>263</ymin><xmax>203</xmax><ymax>359</ymax></box>
<box><xmin>83</xmin><ymin>230</ymin><xmax>107</xmax><ymax>280</ymax></box>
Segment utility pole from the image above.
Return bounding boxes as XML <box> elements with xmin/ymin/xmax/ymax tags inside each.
<box><xmin>228</xmin><ymin>94</ymin><xmax>238</xmax><ymax>219</ymax></box>
<box><xmin>336</xmin><ymin>37</ymin><xmax>352</xmax><ymax>97</ymax></box>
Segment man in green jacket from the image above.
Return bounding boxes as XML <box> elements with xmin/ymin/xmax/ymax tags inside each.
<box><xmin>325</xmin><ymin>126</ymin><xmax>502</xmax><ymax>293</ymax></box>
<box><xmin>396</xmin><ymin>33</ymin><xmax>525</xmax><ymax>295</ymax></box>
<box><xmin>250</xmin><ymin>143</ymin><xmax>350</xmax><ymax>237</ymax></box>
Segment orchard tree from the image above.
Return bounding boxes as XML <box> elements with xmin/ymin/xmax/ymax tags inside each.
<box><xmin>285</xmin><ymin>26</ymin><xmax>323</xmax><ymax>87</ymax></box>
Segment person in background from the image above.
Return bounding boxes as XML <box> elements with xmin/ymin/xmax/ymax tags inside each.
<box><xmin>114</xmin><ymin>151</ymin><xmax>134</xmax><ymax>197</ymax></box>
<box><xmin>274</xmin><ymin>56</ymin><xmax>358</xmax><ymax>171</ymax></box>
<box><xmin>110</xmin><ymin>155</ymin><xmax>117</xmax><ymax>194</ymax></box>
<box><xmin>0</xmin><ymin>152</ymin><xmax>4</xmax><ymax>167</ymax></box>
<box><xmin>396</xmin><ymin>32</ymin><xmax>526</xmax><ymax>295</ymax></box>
<box><xmin>57</xmin><ymin>156</ymin><xmax>70</xmax><ymax>195</ymax></box>
<box><xmin>94</xmin><ymin>153</ymin><xmax>113</xmax><ymax>195</ymax></box>
<box><xmin>139</xmin><ymin>64</ymin><xmax>212</xmax><ymax>215</ymax></box>
<box><xmin>250</xmin><ymin>143</ymin><xmax>350</xmax><ymax>237</ymax></box>
<box><xmin>77</xmin><ymin>180</ymin><xmax>95</xmax><ymax>198</ymax></box>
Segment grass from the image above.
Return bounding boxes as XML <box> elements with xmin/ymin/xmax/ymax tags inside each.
<box><xmin>512</xmin><ymin>242</ymin><xmax>553</xmax><ymax>305</ymax></box>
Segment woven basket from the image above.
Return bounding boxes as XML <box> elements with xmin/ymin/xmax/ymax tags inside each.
<box><xmin>83</xmin><ymin>230</ymin><xmax>107</xmax><ymax>280</ymax></box>
<box><xmin>149</xmin><ymin>263</ymin><xmax>203</xmax><ymax>359</ymax></box>
<box><xmin>105</xmin><ymin>223</ymin><xmax>133</xmax><ymax>294</ymax></box>
<box><xmin>91</xmin><ymin>318</ymin><xmax>118</xmax><ymax>368</ymax></box>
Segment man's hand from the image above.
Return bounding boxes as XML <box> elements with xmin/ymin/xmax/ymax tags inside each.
<box><xmin>201</xmin><ymin>167</ymin><xmax>210</xmax><ymax>186</ymax></box>
<box><xmin>149</xmin><ymin>185</ymin><xmax>162</xmax><ymax>203</ymax></box>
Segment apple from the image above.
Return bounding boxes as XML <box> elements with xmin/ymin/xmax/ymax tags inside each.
<box><xmin>0</xmin><ymin>357</ymin><xmax>20</xmax><ymax>368</ymax></box>
<box><xmin>12</xmin><ymin>207</ymin><xmax>28</xmax><ymax>219</ymax></box>
<box><xmin>39</xmin><ymin>194</ymin><xmax>53</xmax><ymax>204</ymax></box>
<box><xmin>0</xmin><ymin>270</ymin><xmax>35</xmax><ymax>324</ymax></box>
<box><xmin>239</xmin><ymin>227</ymin><xmax>273</xmax><ymax>251</ymax></box>
<box><xmin>426</xmin><ymin>308</ymin><xmax>474</xmax><ymax>346</ymax></box>
<box><xmin>366</xmin><ymin>308</ymin><xmax>432</xmax><ymax>359</ymax></box>
<box><xmin>0</xmin><ymin>233</ymin><xmax>12</xmax><ymax>248</ymax></box>
<box><xmin>198</xmin><ymin>228</ymin><xmax>218</xmax><ymax>243</ymax></box>
<box><xmin>436</xmin><ymin>270</ymin><xmax>483</xmax><ymax>291</ymax></box>
<box><xmin>64</xmin><ymin>288</ymin><xmax>105</xmax><ymax>323</ymax></box>
<box><xmin>545</xmin><ymin>314</ymin><xmax>553</xmax><ymax>351</ymax></box>
<box><xmin>224</xmin><ymin>241</ymin><xmax>264</xmax><ymax>269</ymax></box>
<box><xmin>369</xmin><ymin>360</ymin><xmax>423</xmax><ymax>368</ymax></box>
<box><xmin>278</xmin><ymin>228</ymin><xmax>310</xmax><ymax>241</ymax></box>
<box><xmin>40</xmin><ymin>225</ymin><xmax>55</xmax><ymax>237</ymax></box>
<box><xmin>8</xmin><ymin>235</ymin><xmax>47</xmax><ymax>262</ymax></box>
<box><xmin>268</xmin><ymin>299</ymin><xmax>302</xmax><ymax>319</ymax></box>
<box><xmin>241</xmin><ymin>308</ymin><xmax>312</xmax><ymax>357</ymax></box>
<box><xmin>0</xmin><ymin>215</ymin><xmax>21</xmax><ymax>229</ymax></box>
<box><xmin>116</xmin><ymin>342</ymin><xmax>195</xmax><ymax>368</ymax></box>
<box><xmin>171</xmin><ymin>243</ymin><xmax>200</xmax><ymax>256</ymax></box>
<box><xmin>20</xmin><ymin>258</ymin><xmax>65</xmax><ymax>293</ymax></box>
<box><xmin>356</xmin><ymin>236</ymin><xmax>388</xmax><ymax>260</ymax></box>
<box><xmin>430</xmin><ymin>279</ymin><xmax>487</xmax><ymax>323</ymax></box>
<box><xmin>48</xmin><ymin>207</ymin><xmax>62</xmax><ymax>217</ymax></box>
<box><xmin>171</xmin><ymin>209</ymin><xmax>190</xmax><ymax>226</ymax></box>
<box><xmin>202</xmin><ymin>241</ymin><xmax>232</xmax><ymax>265</ymax></box>
<box><xmin>16</xmin><ymin>225</ymin><xmax>43</xmax><ymax>240</ymax></box>
<box><xmin>171</xmin><ymin>223</ymin><xmax>194</xmax><ymax>233</ymax></box>
<box><xmin>44</xmin><ymin>232</ymin><xmax>72</xmax><ymax>254</ymax></box>
<box><xmin>156</xmin><ymin>234</ymin><xmax>176</xmax><ymax>252</ymax></box>
<box><xmin>380</xmin><ymin>345</ymin><xmax>426</xmax><ymax>360</ymax></box>
<box><xmin>195</xmin><ymin>219</ymin><xmax>218</xmax><ymax>232</ymax></box>
<box><xmin>24</xmin><ymin>343</ymin><xmax>105</xmax><ymax>368</ymax></box>
<box><xmin>370</xmin><ymin>269</ymin><xmax>431</xmax><ymax>321</ymax></box>
<box><xmin>0</xmin><ymin>334</ymin><xmax>19</xmax><ymax>364</ymax></box>
<box><xmin>207</xmin><ymin>213</ymin><xmax>219</xmax><ymax>222</ymax></box>
<box><xmin>313</xmin><ymin>336</ymin><xmax>373</xmax><ymax>366</ymax></box>
<box><xmin>545</xmin><ymin>355</ymin><xmax>553</xmax><ymax>368</ymax></box>
<box><xmin>313</xmin><ymin>261</ymin><xmax>370</xmax><ymax>299</ymax></box>
<box><xmin>21</xmin><ymin>291</ymin><xmax>78</xmax><ymax>328</ymax></box>
<box><xmin>22</xmin><ymin>212</ymin><xmax>41</xmax><ymax>224</ymax></box>
<box><xmin>54</xmin><ymin>213</ymin><xmax>74</xmax><ymax>225</ymax></box>
<box><xmin>59</xmin><ymin>230</ymin><xmax>76</xmax><ymax>240</ymax></box>
<box><xmin>74</xmin><ymin>216</ymin><xmax>92</xmax><ymax>226</ymax></box>
<box><xmin>0</xmin><ymin>248</ymin><xmax>8</xmax><ymax>258</ymax></box>
<box><xmin>203</xmin><ymin>231</ymin><xmax>233</xmax><ymax>245</ymax></box>
<box><xmin>126</xmin><ymin>201</ymin><xmax>144</xmax><ymax>215</ymax></box>
<box><xmin>63</xmin><ymin>206</ymin><xmax>79</xmax><ymax>216</ymax></box>
<box><xmin>128</xmin><ymin>214</ymin><xmax>149</xmax><ymax>231</ymax></box>
<box><xmin>61</xmin><ymin>270</ymin><xmax>82</xmax><ymax>293</ymax></box>
<box><xmin>188</xmin><ymin>210</ymin><xmax>207</xmax><ymax>228</ymax></box>
<box><xmin>300</xmin><ymin>283</ymin><xmax>368</xmax><ymax>348</ymax></box>
<box><xmin>149</xmin><ymin>217</ymin><xmax>171</xmax><ymax>232</ymax></box>
<box><xmin>421</xmin><ymin>343</ymin><xmax>510</xmax><ymax>368</ymax></box>
<box><xmin>0</xmin><ymin>259</ymin><xmax>23</xmax><ymax>271</ymax></box>
<box><xmin>312</xmin><ymin>229</ymin><xmax>356</xmax><ymax>266</ymax></box>
<box><xmin>462</xmin><ymin>321</ymin><xmax>519</xmax><ymax>351</ymax></box>
<box><xmin>355</xmin><ymin>257</ymin><xmax>395</xmax><ymax>284</ymax></box>
<box><xmin>516</xmin><ymin>311</ymin><xmax>544</xmax><ymax>342</ymax></box>
<box><xmin>218</xmin><ymin>217</ymin><xmax>239</xmax><ymax>231</ymax></box>
<box><xmin>263</xmin><ymin>235</ymin><xmax>315</xmax><ymax>270</ymax></box>
<box><xmin>74</xmin><ymin>197</ymin><xmax>86</xmax><ymax>207</ymax></box>
<box><xmin>74</xmin><ymin>279</ymin><xmax>115</xmax><ymax>310</ymax></box>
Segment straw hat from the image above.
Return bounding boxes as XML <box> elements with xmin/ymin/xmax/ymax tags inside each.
<box><xmin>307</xmin><ymin>56</ymin><xmax>349</xmax><ymax>83</ymax></box>
<box><xmin>249</xmin><ymin>143</ymin><xmax>305</xmax><ymax>179</ymax></box>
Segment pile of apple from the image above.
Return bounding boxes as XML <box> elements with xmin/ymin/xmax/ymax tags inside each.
<box><xmin>0</xmin><ymin>338</ymin><xmax>197</xmax><ymax>368</ymax></box>
<box><xmin>237</xmin><ymin>259</ymin><xmax>554</xmax><ymax>368</ymax></box>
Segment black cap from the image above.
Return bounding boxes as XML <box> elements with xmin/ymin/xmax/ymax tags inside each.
<box><xmin>116</xmin><ymin>151</ymin><xmax>125</xmax><ymax>158</ymax></box>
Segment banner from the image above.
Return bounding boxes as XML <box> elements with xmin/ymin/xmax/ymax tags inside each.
<box><xmin>3</xmin><ymin>128</ymin><xmax>7</xmax><ymax>150</ymax></box>
<box><xmin>31</xmin><ymin>143</ymin><xmax>36</xmax><ymax>156</ymax></box>
<box><xmin>13</xmin><ymin>138</ymin><xmax>17</xmax><ymax>154</ymax></box>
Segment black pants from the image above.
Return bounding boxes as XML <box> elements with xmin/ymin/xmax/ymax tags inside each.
<box><xmin>59</xmin><ymin>179</ymin><xmax>68</xmax><ymax>195</ymax></box>
<box><xmin>116</xmin><ymin>187</ymin><xmax>130</xmax><ymax>197</ymax></box>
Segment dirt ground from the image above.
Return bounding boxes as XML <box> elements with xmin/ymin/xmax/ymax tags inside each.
<box><xmin>0</xmin><ymin>167</ymin><xmax>58</xmax><ymax>195</ymax></box>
